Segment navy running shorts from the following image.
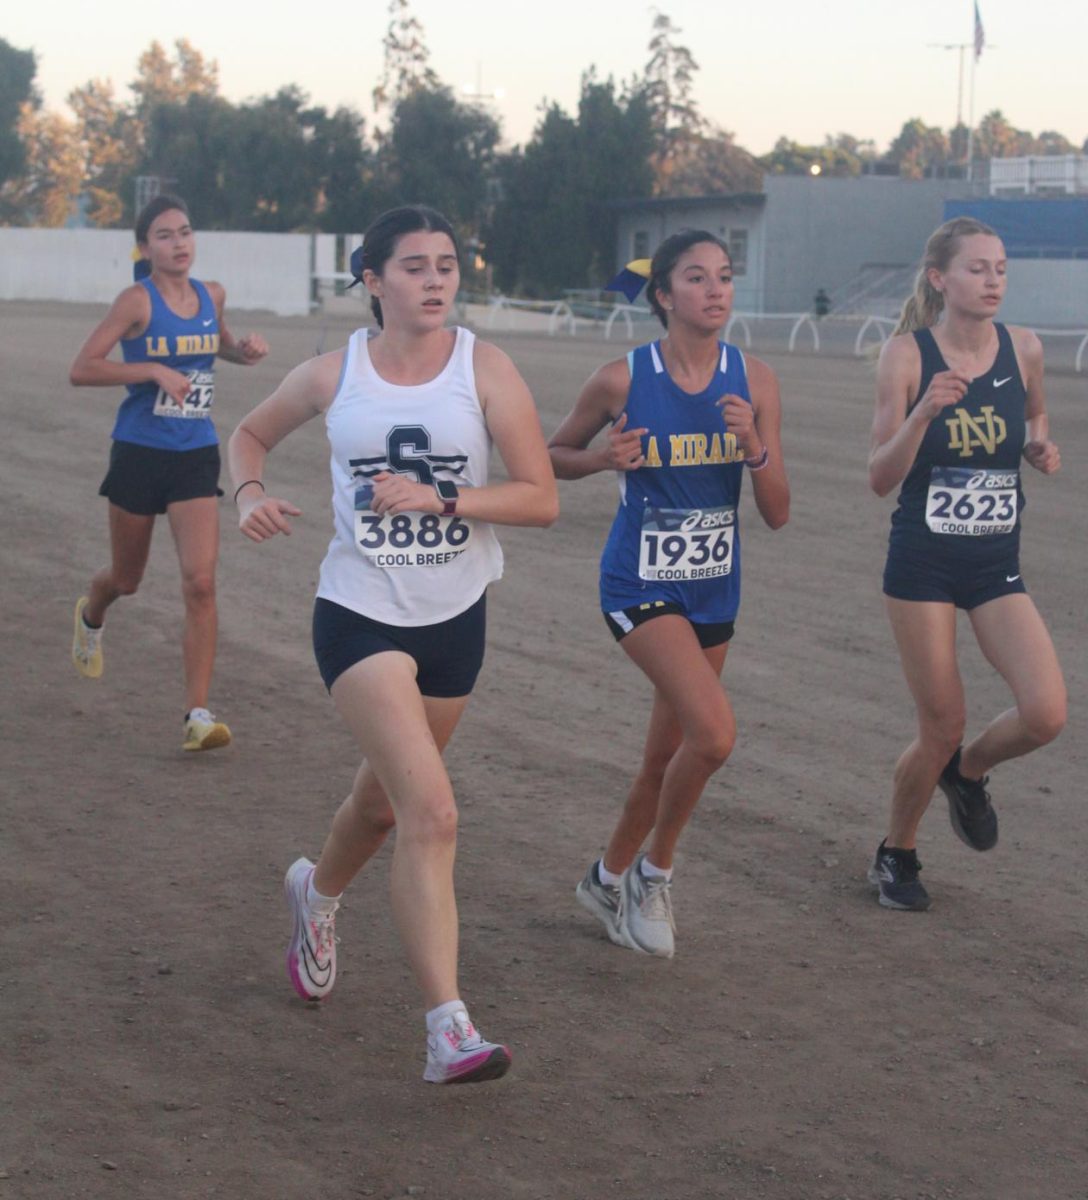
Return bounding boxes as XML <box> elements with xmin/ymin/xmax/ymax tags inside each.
<box><xmin>99</xmin><ymin>441</ymin><xmax>222</xmax><ymax>516</ymax></box>
<box><xmin>604</xmin><ymin>600</ymin><xmax>735</xmax><ymax>649</ymax></box>
<box><xmin>883</xmin><ymin>543</ymin><xmax>1027</xmax><ymax>610</ymax></box>
<box><xmin>312</xmin><ymin>593</ymin><xmax>487</xmax><ymax>696</ymax></box>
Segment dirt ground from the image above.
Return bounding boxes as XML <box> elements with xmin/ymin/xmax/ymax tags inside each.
<box><xmin>2</xmin><ymin>301</ymin><xmax>1086</xmax><ymax>1200</ymax></box>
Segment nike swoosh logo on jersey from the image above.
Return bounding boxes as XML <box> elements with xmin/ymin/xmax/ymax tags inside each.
<box><xmin>1006</xmin><ymin>574</ymin><xmax>1020</xmax><ymax>583</ymax></box>
<box><xmin>993</xmin><ymin>376</ymin><xmax>1012</xmax><ymax>388</ymax></box>
<box><xmin>202</xmin><ymin>318</ymin><xmax>214</xmax><ymax>326</ymax></box>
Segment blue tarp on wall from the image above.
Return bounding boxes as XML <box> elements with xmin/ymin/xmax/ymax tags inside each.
<box><xmin>943</xmin><ymin>199</ymin><xmax>1088</xmax><ymax>258</ymax></box>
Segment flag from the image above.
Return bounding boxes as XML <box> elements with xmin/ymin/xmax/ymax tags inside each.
<box><xmin>973</xmin><ymin>1</ymin><xmax>985</xmax><ymax>60</ymax></box>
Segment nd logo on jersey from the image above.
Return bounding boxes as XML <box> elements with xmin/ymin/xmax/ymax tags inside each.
<box><xmin>945</xmin><ymin>405</ymin><xmax>1006</xmax><ymax>458</ymax></box>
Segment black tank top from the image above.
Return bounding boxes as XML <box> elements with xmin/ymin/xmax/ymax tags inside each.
<box><xmin>889</xmin><ymin>323</ymin><xmax>1026</xmax><ymax>559</ymax></box>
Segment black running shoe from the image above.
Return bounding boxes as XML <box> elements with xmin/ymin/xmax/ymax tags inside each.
<box><xmin>868</xmin><ymin>841</ymin><xmax>931</xmax><ymax>911</ymax></box>
<box><xmin>938</xmin><ymin>748</ymin><xmax>998</xmax><ymax>851</ymax></box>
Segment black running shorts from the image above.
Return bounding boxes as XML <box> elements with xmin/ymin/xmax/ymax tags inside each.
<box><xmin>98</xmin><ymin>441</ymin><xmax>222</xmax><ymax>516</ymax></box>
<box><xmin>312</xmin><ymin>594</ymin><xmax>487</xmax><ymax>696</ymax></box>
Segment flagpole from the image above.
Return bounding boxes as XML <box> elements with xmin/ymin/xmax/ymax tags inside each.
<box><xmin>967</xmin><ymin>1</ymin><xmax>985</xmax><ymax>185</ymax></box>
<box><xmin>966</xmin><ymin>6</ymin><xmax>975</xmax><ymax>181</ymax></box>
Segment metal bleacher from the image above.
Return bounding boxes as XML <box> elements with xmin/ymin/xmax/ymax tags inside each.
<box><xmin>826</xmin><ymin>263</ymin><xmax>915</xmax><ymax>318</ymax></box>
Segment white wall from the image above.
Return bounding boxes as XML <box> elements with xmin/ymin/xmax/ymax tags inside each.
<box><xmin>0</xmin><ymin>228</ymin><xmax>314</xmax><ymax>315</ymax></box>
<box><xmin>1000</xmin><ymin>259</ymin><xmax>1088</xmax><ymax>328</ymax></box>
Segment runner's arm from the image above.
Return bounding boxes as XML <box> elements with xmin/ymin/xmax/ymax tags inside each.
<box><xmin>1014</xmin><ymin>328</ymin><xmax>1059</xmax><ymax>474</ymax></box>
<box><xmin>68</xmin><ymin>286</ymin><xmax>190</xmax><ymax>404</ymax></box>
<box><xmin>868</xmin><ymin>335</ymin><xmax>969</xmax><ymax>497</ymax></box>
<box><xmin>228</xmin><ymin>351</ymin><xmax>343</xmax><ymax>541</ymax></box>
<box><xmin>206</xmin><ymin>282</ymin><xmax>269</xmax><ymax>366</ymax></box>
<box><xmin>372</xmin><ymin>342</ymin><xmax>558</xmax><ymax>527</ymax></box>
<box><xmin>548</xmin><ymin>359</ymin><xmax>642</xmax><ymax>479</ymax></box>
<box><xmin>734</xmin><ymin>355</ymin><xmax>789</xmax><ymax>529</ymax></box>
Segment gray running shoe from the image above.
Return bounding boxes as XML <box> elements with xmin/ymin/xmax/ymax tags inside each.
<box><xmin>938</xmin><ymin>748</ymin><xmax>998</xmax><ymax>851</ymax></box>
<box><xmin>575</xmin><ymin>860</ymin><xmax>624</xmax><ymax>946</ymax></box>
<box><xmin>618</xmin><ymin>854</ymin><xmax>676</xmax><ymax>958</ymax></box>
<box><xmin>868</xmin><ymin>841</ymin><xmax>931</xmax><ymax>911</ymax></box>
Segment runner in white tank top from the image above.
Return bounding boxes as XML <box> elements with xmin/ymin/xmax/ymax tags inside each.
<box><xmin>228</xmin><ymin>206</ymin><xmax>557</xmax><ymax>1085</ymax></box>
<box><xmin>318</xmin><ymin>323</ymin><xmax>503</xmax><ymax>625</ymax></box>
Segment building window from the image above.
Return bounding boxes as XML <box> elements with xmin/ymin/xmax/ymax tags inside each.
<box><xmin>727</xmin><ymin>229</ymin><xmax>748</xmax><ymax>277</ymax></box>
<box><xmin>632</xmin><ymin>230</ymin><xmax>650</xmax><ymax>260</ymax></box>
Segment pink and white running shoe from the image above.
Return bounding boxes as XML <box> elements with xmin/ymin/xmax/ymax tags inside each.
<box><xmin>284</xmin><ymin>857</ymin><xmax>338</xmax><ymax>1000</ymax></box>
<box><xmin>423</xmin><ymin>1010</ymin><xmax>512</xmax><ymax>1085</ymax></box>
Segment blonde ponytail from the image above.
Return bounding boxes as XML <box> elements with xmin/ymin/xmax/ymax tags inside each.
<box><xmin>893</xmin><ymin>216</ymin><xmax>999</xmax><ymax>337</ymax></box>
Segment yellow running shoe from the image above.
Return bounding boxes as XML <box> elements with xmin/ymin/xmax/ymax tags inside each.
<box><xmin>183</xmin><ymin>708</ymin><xmax>232</xmax><ymax>752</ymax></box>
<box><xmin>72</xmin><ymin>597</ymin><xmax>103</xmax><ymax>678</ymax></box>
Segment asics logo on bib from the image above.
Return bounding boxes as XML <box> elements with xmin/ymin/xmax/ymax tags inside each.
<box><xmin>945</xmin><ymin>405</ymin><xmax>1007</xmax><ymax>458</ymax></box>
<box><xmin>966</xmin><ymin>470</ymin><xmax>1017</xmax><ymax>489</ymax></box>
<box><xmin>680</xmin><ymin>509</ymin><xmax>733</xmax><ymax>531</ymax></box>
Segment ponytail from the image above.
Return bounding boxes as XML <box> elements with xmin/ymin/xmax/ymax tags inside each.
<box><xmin>893</xmin><ymin>216</ymin><xmax>999</xmax><ymax>337</ymax></box>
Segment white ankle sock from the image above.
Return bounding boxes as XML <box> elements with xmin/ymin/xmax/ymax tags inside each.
<box><xmin>426</xmin><ymin>999</ymin><xmax>467</xmax><ymax>1034</ymax></box>
<box><xmin>641</xmin><ymin>857</ymin><xmax>673</xmax><ymax>882</ymax></box>
<box><xmin>306</xmin><ymin>876</ymin><xmax>340</xmax><ymax>911</ymax></box>
<box><xmin>597</xmin><ymin>859</ymin><xmax>623</xmax><ymax>888</ymax></box>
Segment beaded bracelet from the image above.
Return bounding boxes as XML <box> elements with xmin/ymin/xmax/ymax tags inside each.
<box><xmin>233</xmin><ymin>479</ymin><xmax>265</xmax><ymax>502</ymax></box>
<box><xmin>744</xmin><ymin>446</ymin><xmax>769</xmax><ymax>472</ymax></box>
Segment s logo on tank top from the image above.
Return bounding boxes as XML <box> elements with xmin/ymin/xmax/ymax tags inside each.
<box><xmin>349</xmin><ymin>423</ymin><xmax>472</xmax><ymax>569</ymax></box>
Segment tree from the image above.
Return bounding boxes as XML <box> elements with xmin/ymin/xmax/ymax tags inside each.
<box><xmin>664</xmin><ymin>127</ymin><xmax>762</xmax><ymax>194</ymax></box>
<box><xmin>487</xmin><ymin>73</ymin><xmax>654</xmax><ymax>295</ymax></box>
<box><xmin>130</xmin><ymin>39</ymin><xmax>219</xmax><ymax>121</ymax></box>
<box><xmin>371</xmin><ymin>0</ymin><xmax>439</xmax><ymax>125</ymax></box>
<box><xmin>0</xmin><ymin>39</ymin><xmax>38</xmax><ymax>191</ymax></box>
<box><xmin>761</xmin><ymin>136</ymin><xmax>859</xmax><ymax>178</ymax></box>
<box><xmin>973</xmin><ymin>110</ymin><xmax>1032</xmax><ymax>160</ymax></box>
<box><xmin>886</xmin><ymin>118</ymin><xmax>950</xmax><ymax>178</ymax></box>
<box><xmin>1032</xmin><ymin>130</ymin><xmax>1076</xmax><ymax>156</ymax></box>
<box><xmin>67</xmin><ymin>79</ymin><xmax>139</xmax><ymax>226</ymax></box>
<box><xmin>2</xmin><ymin>105</ymin><xmax>83</xmax><ymax>226</ymax></box>
<box><xmin>643</xmin><ymin>10</ymin><xmax>705</xmax><ymax>192</ymax></box>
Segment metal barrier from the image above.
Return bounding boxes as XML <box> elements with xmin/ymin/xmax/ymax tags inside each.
<box><xmin>854</xmin><ymin>315</ymin><xmax>897</xmax><ymax>356</ymax></box>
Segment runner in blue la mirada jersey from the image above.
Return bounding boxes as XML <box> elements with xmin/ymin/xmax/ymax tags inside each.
<box><xmin>69</xmin><ymin>194</ymin><xmax>269</xmax><ymax>751</ymax></box>
<box><xmin>549</xmin><ymin>230</ymin><xmax>790</xmax><ymax>960</ymax></box>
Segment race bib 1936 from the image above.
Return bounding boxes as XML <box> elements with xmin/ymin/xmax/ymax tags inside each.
<box><xmin>638</xmin><ymin>503</ymin><xmax>735</xmax><ymax>581</ymax></box>
<box><xmin>152</xmin><ymin>370</ymin><xmax>215</xmax><ymax>419</ymax></box>
<box><xmin>353</xmin><ymin>483</ymin><xmax>471</xmax><ymax>568</ymax></box>
<box><xmin>925</xmin><ymin>466</ymin><xmax>1018</xmax><ymax>536</ymax></box>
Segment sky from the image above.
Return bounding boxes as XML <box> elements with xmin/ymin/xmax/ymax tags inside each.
<box><xmin>5</xmin><ymin>0</ymin><xmax>1085</xmax><ymax>156</ymax></box>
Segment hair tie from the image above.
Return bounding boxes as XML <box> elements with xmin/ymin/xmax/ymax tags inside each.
<box><xmin>604</xmin><ymin>258</ymin><xmax>653</xmax><ymax>303</ymax></box>
<box><xmin>131</xmin><ymin>246</ymin><xmax>151</xmax><ymax>281</ymax></box>
<box><xmin>347</xmin><ymin>244</ymin><xmax>365</xmax><ymax>289</ymax></box>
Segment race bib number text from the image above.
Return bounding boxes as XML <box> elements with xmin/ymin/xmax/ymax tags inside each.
<box><xmin>925</xmin><ymin>467</ymin><xmax>1018</xmax><ymax>536</ymax></box>
<box><xmin>153</xmin><ymin>370</ymin><xmax>214</xmax><ymax>419</ymax></box>
<box><xmin>354</xmin><ymin>484</ymin><xmax>470</xmax><ymax>568</ymax></box>
<box><xmin>638</xmin><ymin>504</ymin><xmax>735</xmax><ymax>581</ymax></box>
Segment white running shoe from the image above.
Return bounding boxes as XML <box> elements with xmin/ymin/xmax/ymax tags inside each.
<box><xmin>183</xmin><ymin>707</ymin><xmax>232</xmax><ymax>752</ymax></box>
<box><xmin>72</xmin><ymin>597</ymin><xmax>103</xmax><ymax>678</ymax></box>
<box><xmin>423</xmin><ymin>1011</ymin><xmax>511</xmax><ymax>1085</ymax></box>
<box><xmin>575</xmin><ymin>860</ymin><xmax>624</xmax><ymax>946</ymax></box>
<box><xmin>617</xmin><ymin>854</ymin><xmax>676</xmax><ymax>958</ymax></box>
<box><xmin>284</xmin><ymin>857</ymin><xmax>338</xmax><ymax>1000</ymax></box>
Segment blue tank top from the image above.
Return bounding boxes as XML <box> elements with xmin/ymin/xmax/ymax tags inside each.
<box><xmin>113</xmin><ymin>277</ymin><xmax>220</xmax><ymax>450</ymax></box>
<box><xmin>889</xmin><ymin>323</ymin><xmax>1025</xmax><ymax>561</ymax></box>
<box><xmin>599</xmin><ymin>340</ymin><xmax>751</xmax><ymax>624</ymax></box>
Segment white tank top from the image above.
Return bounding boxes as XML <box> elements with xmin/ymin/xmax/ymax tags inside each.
<box><xmin>316</xmin><ymin>326</ymin><xmax>504</xmax><ymax>625</ymax></box>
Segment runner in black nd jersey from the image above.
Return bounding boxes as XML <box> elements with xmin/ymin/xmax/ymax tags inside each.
<box><xmin>867</xmin><ymin>217</ymin><xmax>1066</xmax><ymax>911</ymax></box>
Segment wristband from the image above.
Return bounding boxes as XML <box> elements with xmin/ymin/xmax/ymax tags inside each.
<box><xmin>233</xmin><ymin>479</ymin><xmax>265</xmax><ymax>502</ymax></box>
<box><xmin>744</xmin><ymin>446</ymin><xmax>769</xmax><ymax>471</ymax></box>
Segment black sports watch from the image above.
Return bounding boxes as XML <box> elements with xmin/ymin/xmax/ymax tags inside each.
<box><xmin>435</xmin><ymin>479</ymin><xmax>459</xmax><ymax>515</ymax></box>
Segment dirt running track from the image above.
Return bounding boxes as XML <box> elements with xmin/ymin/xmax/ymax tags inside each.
<box><xmin>2</xmin><ymin>301</ymin><xmax>1086</xmax><ymax>1200</ymax></box>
